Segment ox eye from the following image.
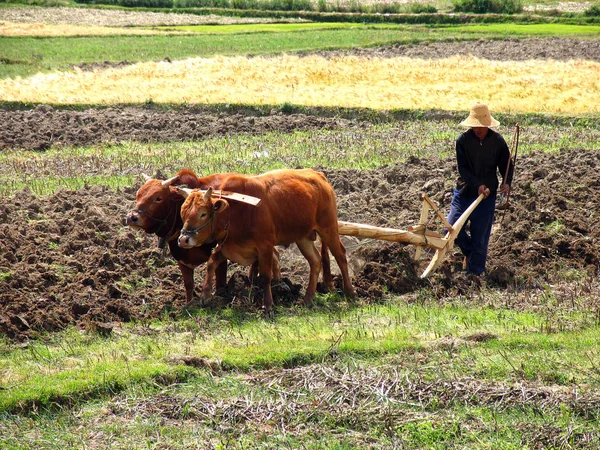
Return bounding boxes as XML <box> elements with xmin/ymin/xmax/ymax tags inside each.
<box><xmin>155</xmin><ymin>197</ymin><xmax>162</xmax><ymax>202</ymax></box>
<box><xmin>200</xmin><ymin>212</ymin><xmax>207</xmax><ymax>219</ymax></box>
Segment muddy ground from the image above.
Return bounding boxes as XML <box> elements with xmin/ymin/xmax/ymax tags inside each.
<box><xmin>1</xmin><ymin>38</ymin><xmax>600</xmax><ymax>340</ymax></box>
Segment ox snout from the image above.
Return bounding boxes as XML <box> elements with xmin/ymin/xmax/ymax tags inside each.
<box><xmin>126</xmin><ymin>210</ymin><xmax>141</xmax><ymax>228</ymax></box>
<box><xmin>178</xmin><ymin>233</ymin><xmax>195</xmax><ymax>249</ymax></box>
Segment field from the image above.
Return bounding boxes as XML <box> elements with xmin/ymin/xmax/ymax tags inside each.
<box><xmin>1</xmin><ymin>4</ymin><xmax>600</xmax><ymax>449</ymax></box>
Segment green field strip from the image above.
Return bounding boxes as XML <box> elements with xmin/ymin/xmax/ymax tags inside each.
<box><xmin>151</xmin><ymin>21</ymin><xmax>388</xmax><ymax>33</ymax></box>
<box><xmin>2</xmin><ymin>302</ymin><xmax>599</xmax><ymax>413</ymax></box>
<box><xmin>447</xmin><ymin>22</ymin><xmax>600</xmax><ymax>35</ymax></box>
<box><xmin>2</xmin><ymin>119</ymin><xmax>599</xmax><ymax>198</ymax></box>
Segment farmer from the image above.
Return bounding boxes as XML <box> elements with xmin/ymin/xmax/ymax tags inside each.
<box><xmin>447</xmin><ymin>102</ymin><xmax>514</xmax><ymax>276</ymax></box>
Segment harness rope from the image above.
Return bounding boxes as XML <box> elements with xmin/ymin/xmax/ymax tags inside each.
<box><xmin>132</xmin><ymin>206</ymin><xmax>177</xmax><ymax>250</ymax></box>
<box><xmin>180</xmin><ymin>206</ymin><xmax>231</xmax><ymax>254</ymax></box>
<box><xmin>180</xmin><ymin>212</ymin><xmax>215</xmax><ymax>240</ymax></box>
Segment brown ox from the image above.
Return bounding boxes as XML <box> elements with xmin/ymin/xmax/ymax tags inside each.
<box><xmin>177</xmin><ymin>168</ymin><xmax>355</xmax><ymax>312</ymax></box>
<box><xmin>125</xmin><ymin>169</ymin><xmax>282</xmax><ymax>304</ymax></box>
<box><xmin>125</xmin><ymin>169</ymin><xmax>230</xmax><ymax>304</ymax></box>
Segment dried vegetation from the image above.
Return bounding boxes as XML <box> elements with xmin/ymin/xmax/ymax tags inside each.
<box><xmin>2</xmin><ymin>54</ymin><xmax>599</xmax><ymax>114</ymax></box>
<box><xmin>99</xmin><ymin>361</ymin><xmax>600</xmax><ymax>447</ymax></box>
<box><xmin>0</xmin><ymin>6</ymin><xmax>295</xmax><ymax>27</ymax></box>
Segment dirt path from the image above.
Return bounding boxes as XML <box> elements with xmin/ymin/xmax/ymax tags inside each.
<box><xmin>317</xmin><ymin>37</ymin><xmax>600</xmax><ymax>62</ymax></box>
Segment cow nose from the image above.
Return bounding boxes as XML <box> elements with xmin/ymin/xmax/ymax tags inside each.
<box><xmin>126</xmin><ymin>212</ymin><xmax>138</xmax><ymax>224</ymax></box>
<box><xmin>179</xmin><ymin>235</ymin><xmax>190</xmax><ymax>247</ymax></box>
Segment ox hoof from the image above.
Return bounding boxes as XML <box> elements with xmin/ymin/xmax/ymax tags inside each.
<box><xmin>316</xmin><ymin>281</ymin><xmax>334</xmax><ymax>294</ymax></box>
<box><xmin>186</xmin><ymin>295</ymin><xmax>210</xmax><ymax>309</ymax></box>
<box><xmin>301</xmin><ymin>295</ymin><xmax>315</xmax><ymax>308</ymax></box>
<box><xmin>261</xmin><ymin>308</ymin><xmax>275</xmax><ymax>320</ymax></box>
<box><xmin>344</xmin><ymin>288</ymin><xmax>357</xmax><ymax>300</ymax></box>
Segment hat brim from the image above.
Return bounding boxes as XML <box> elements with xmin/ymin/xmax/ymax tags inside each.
<box><xmin>460</xmin><ymin>117</ymin><xmax>500</xmax><ymax>128</ymax></box>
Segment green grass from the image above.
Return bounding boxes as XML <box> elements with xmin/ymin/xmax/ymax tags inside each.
<box><xmin>2</xmin><ymin>118</ymin><xmax>599</xmax><ymax>197</ymax></box>
<box><xmin>156</xmin><ymin>21</ymin><xmax>376</xmax><ymax>33</ymax></box>
<box><xmin>170</xmin><ymin>22</ymin><xmax>600</xmax><ymax>36</ymax></box>
<box><xmin>2</xmin><ymin>299</ymin><xmax>599</xmax><ymax>413</ymax></box>
<box><xmin>0</xmin><ymin>27</ymin><xmax>419</xmax><ymax>79</ymax></box>
<box><xmin>1</xmin><ymin>298</ymin><xmax>600</xmax><ymax>447</ymax></box>
<box><xmin>450</xmin><ymin>22</ymin><xmax>600</xmax><ymax>35</ymax></box>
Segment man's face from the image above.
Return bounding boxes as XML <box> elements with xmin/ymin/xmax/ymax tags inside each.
<box><xmin>472</xmin><ymin>127</ymin><xmax>489</xmax><ymax>140</ymax></box>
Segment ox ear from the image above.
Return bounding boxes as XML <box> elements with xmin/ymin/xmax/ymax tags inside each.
<box><xmin>161</xmin><ymin>175</ymin><xmax>180</xmax><ymax>188</ymax></box>
<box><xmin>203</xmin><ymin>187</ymin><xmax>213</xmax><ymax>202</ymax></box>
<box><xmin>176</xmin><ymin>186</ymin><xmax>194</xmax><ymax>198</ymax></box>
<box><xmin>213</xmin><ymin>198</ymin><xmax>229</xmax><ymax>214</ymax></box>
<box><xmin>141</xmin><ymin>173</ymin><xmax>152</xmax><ymax>182</ymax></box>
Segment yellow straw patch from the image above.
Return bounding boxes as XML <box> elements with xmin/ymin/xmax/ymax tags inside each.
<box><xmin>1</xmin><ymin>54</ymin><xmax>599</xmax><ymax>114</ymax></box>
<box><xmin>0</xmin><ymin>21</ymin><xmax>184</xmax><ymax>37</ymax></box>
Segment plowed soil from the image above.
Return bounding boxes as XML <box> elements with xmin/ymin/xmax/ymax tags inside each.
<box><xmin>2</xmin><ymin>147</ymin><xmax>598</xmax><ymax>340</ymax></box>
<box><xmin>2</xmin><ymin>38</ymin><xmax>600</xmax><ymax>340</ymax></box>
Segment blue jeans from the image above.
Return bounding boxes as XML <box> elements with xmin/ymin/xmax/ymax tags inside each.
<box><xmin>447</xmin><ymin>188</ymin><xmax>496</xmax><ymax>275</ymax></box>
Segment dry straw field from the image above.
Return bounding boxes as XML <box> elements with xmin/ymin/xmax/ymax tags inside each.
<box><xmin>3</xmin><ymin>54</ymin><xmax>600</xmax><ymax>113</ymax></box>
<box><xmin>0</xmin><ymin>21</ymin><xmax>186</xmax><ymax>36</ymax></box>
<box><xmin>0</xmin><ymin>7</ymin><xmax>301</xmax><ymax>36</ymax></box>
<box><xmin>0</xmin><ymin>6</ymin><xmax>290</xmax><ymax>27</ymax></box>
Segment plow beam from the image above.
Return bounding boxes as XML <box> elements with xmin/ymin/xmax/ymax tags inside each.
<box><xmin>337</xmin><ymin>193</ymin><xmax>485</xmax><ymax>278</ymax></box>
<box><xmin>337</xmin><ymin>221</ymin><xmax>446</xmax><ymax>249</ymax></box>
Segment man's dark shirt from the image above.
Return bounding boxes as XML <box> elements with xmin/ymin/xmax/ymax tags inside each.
<box><xmin>455</xmin><ymin>128</ymin><xmax>514</xmax><ymax>198</ymax></box>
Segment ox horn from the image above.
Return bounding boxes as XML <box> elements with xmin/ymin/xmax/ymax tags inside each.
<box><xmin>161</xmin><ymin>175</ymin><xmax>180</xmax><ymax>187</ymax></box>
<box><xmin>176</xmin><ymin>186</ymin><xmax>194</xmax><ymax>198</ymax></box>
<box><xmin>203</xmin><ymin>187</ymin><xmax>213</xmax><ymax>202</ymax></box>
<box><xmin>141</xmin><ymin>173</ymin><xmax>152</xmax><ymax>182</ymax></box>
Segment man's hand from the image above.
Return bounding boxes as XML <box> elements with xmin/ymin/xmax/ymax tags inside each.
<box><xmin>478</xmin><ymin>185</ymin><xmax>491</xmax><ymax>198</ymax></box>
<box><xmin>499</xmin><ymin>183</ymin><xmax>511</xmax><ymax>195</ymax></box>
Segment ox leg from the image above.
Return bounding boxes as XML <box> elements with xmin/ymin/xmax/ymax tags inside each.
<box><xmin>215</xmin><ymin>260</ymin><xmax>228</xmax><ymax>290</ymax></box>
<box><xmin>272</xmin><ymin>247</ymin><xmax>281</xmax><ymax>279</ymax></box>
<box><xmin>202</xmin><ymin>252</ymin><xmax>227</xmax><ymax>299</ymax></box>
<box><xmin>178</xmin><ymin>261</ymin><xmax>196</xmax><ymax>304</ymax></box>
<box><xmin>249</xmin><ymin>261</ymin><xmax>258</xmax><ymax>285</ymax></box>
<box><xmin>249</xmin><ymin>248</ymin><xmax>280</xmax><ymax>285</ymax></box>
<box><xmin>320</xmin><ymin>240</ymin><xmax>333</xmax><ymax>292</ymax></box>
<box><xmin>257</xmin><ymin>246</ymin><xmax>275</xmax><ymax>314</ymax></box>
<box><xmin>296</xmin><ymin>238</ymin><xmax>321</xmax><ymax>305</ymax></box>
<box><xmin>319</xmin><ymin>231</ymin><xmax>355</xmax><ymax>298</ymax></box>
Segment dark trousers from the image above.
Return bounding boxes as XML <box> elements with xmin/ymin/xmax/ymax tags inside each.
<box><xmin>447</xmin><ymin>188</ymin><xmax>496</xmax><ymax>275</ymax></box>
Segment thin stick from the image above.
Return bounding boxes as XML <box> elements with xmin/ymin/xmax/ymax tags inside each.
<box><xmin>500</xmin><ymin>124</ymin><xmax>520</xmax><ymax>224</ymax></box>
<box><xmin>503</xmin><ymin>124</ymin><xmax>519</xmax><ymax>188</ymax></box>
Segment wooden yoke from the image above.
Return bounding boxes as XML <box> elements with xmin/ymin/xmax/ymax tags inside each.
<box><xmin>178</xmin><ymin>187</ymin><xmax>261</xmax><ymax>206</ymax></box>
<box><xmin>203</xmin><ymin>189</ymin><xmax>261</xmax><ymax>206</ymax></box>
<box><xmin>337</xmin><ymin>193</ymin><xmax>485</xmax><ymax>278</ymax></box>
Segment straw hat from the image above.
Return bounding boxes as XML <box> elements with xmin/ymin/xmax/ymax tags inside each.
<box><xmin>460</xmin><ymin>102</ymin><xmax>500</xmax><ymax>128</ymax></box>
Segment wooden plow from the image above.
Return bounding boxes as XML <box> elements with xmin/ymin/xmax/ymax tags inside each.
<box><xmin>187</xmin><ymin>187</ymin><xmax>484</xmax><ymax>278</ymax></box>
<box><xmin>337</xmin><ymin>193</ymin><xmax>485</xmax><ymax>278</ymax></box>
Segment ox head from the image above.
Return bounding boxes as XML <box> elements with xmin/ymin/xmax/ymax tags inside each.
<box><xmin>178</xmin><ymin>187</ymin><xmax>229</xmax><ymax>248</ymax></box>
<box><xmin>126</xmin><ymin>173</ymin><xmax>182</xmax><ymax>234</ymax></box>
